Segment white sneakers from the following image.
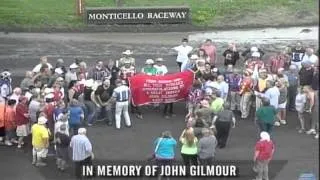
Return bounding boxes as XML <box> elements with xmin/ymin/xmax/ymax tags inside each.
<box><xmin>274</xmin><ymin>121</ymin><xmax>281</xmax><ymax>126</ymax></box>
<box><xmin>280</xmin><ymin>120</ymin><xmax>287</xmax><ymax>125</ymax></box>
<box><xmin>306</xmin><ymin>129</ymin><xmax>316</xmax><ymax>135</ymax></box>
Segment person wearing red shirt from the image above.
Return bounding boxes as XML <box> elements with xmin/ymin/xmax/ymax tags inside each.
<box><xmin>44</xmin><ymin>94</ymin><xmax>55</xmax><ymax>139</ymax></box>
<box><xmin>15</xmin><ymin>96</ymin><xmax>29</xmax><ymax>148</ymax></box>
<box><xmin>53</xmin><ymin>84</ymin><xmax>64</xmax><ymax>103</ymax></box>
<box><xmin>267</xmin><ymin>52</ymin><xmax>289</xmax><ymax>74</ymax></box>
<box><xmin>239</xmin><ymin>69</ymin><xmax>253</xmax><ymax>119</ymax></box>
<box><xmin>253</xmin><ymin>131</ymin><xmax>275</xmax><ymax>180</ymax></box>
<box><xmin>246</xmin><ymin>52</ymin><xmax>265</xmax><ymax>80</ymax></box>
<box><xmin>119</xmin><ymin>62</ymin><xmax>135</xmax><ymax>85</ymax></box>
<box><xmin>201</xmin><ymin>39</ymin><xmax>217</xmax><ymax>66</ymax></box>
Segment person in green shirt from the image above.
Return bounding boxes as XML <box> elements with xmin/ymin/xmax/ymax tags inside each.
<box><xmin>141</xmin><ymin>59</ymin><xmax>157</xmax><ymax>75</ymax></box>
<box><xmin>256</xmin><ymin>98</ymin><xmax>277</xmax><ymax>134</ymax></box>
<box><xmin>179</xmin><ymin>128</ymin><xmax>198</xmax><ymax>169</ymax></box>
<box><xmin>210</xmin><ymin>90</ymin><xmax>225</xmax><ymax>114</ymax></box>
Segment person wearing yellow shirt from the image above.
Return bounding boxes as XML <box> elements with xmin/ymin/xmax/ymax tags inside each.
<box><xmin>179</xmin><ymin>128</ymin><xmax>198</xmax><ymax>176</ymax></box>
<box><xmin>31</xmin><ymin>116</ymin><xmax>49</xmax><ymax>167</ymax></box>
<box><xmin>210</xmin><ymin>91</ymin><xmax>225</xmax><ymax>115</ymax></box>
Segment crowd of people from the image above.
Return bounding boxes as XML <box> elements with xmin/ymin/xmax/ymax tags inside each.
<box><xmin>0</xmin><ymin>38</ymin><xmax>318</xmax><ymax>179</ymax></box>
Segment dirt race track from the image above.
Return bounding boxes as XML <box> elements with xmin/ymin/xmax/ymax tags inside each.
<box><xmin>0</xmin><ymin>28</ymin><xmax>318</xmax><ymax>180</ymax></box>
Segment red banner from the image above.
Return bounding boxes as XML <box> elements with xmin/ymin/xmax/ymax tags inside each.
<box><xmin>128</xmin><ymin>71</ymin><xmax>194</xmax><ymax>106</ymax></box>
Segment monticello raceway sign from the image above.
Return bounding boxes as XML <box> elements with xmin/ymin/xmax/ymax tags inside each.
<box><xmin>85</xmin><ymin>7</ymin><xmax>190</xmax><ymax>25</ymax></box>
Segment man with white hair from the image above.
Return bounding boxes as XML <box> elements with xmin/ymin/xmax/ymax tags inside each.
<box><xmin>302</xmin><ymin>48</ymin><xmax>318</xmax><ymax>66</ymax></box>
<box><xmin>253</xmin><ymin>131</ymin><xmax>275</xmax><ymax>180</ymax></box>
<box><xmin>70</xmin><ymin>128</ymin><xmax>93</xmax><ymax>178</ymax></box>
<box><xmin>32</xmin><ymin>56</ymin><xmax>53</xmax><ymax>74</ymax></box>
<box><xmin>31</xmin><ymin>116</ymin><xmax>50</xmax><ymax>166</ymax></box>
<box><xmin>286</xmin><ymin>65</ymin><xmax>299</xmax><ymax>111</ymax></box>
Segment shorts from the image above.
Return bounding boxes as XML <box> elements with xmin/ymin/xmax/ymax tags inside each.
<box><xmin>278</xmin><ymin>101</ymin><xmax>287</xmax><ymax>109</ymax></box>
<box><xmin>56</xmin><ymin>147</ymin><xmax>69</xmax><ymax>161</ymax></box>
<box><xmin>32</xmin><ymin>148</ymin><xmax>48</xmax><ymax>158</ymax></box>
<box><xmin>16</xmin><ymin>124</ymin><xmax>29</xmax><ymax>137</ymax></box>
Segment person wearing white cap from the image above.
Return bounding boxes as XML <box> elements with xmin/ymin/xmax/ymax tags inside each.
<box><xmin>70</xmin><ymin>127</ymin><xmax>94</xmax><ymax>178</ymax></box>
<box><xmin>32</xmin><ymin>56</ymin><xmax>53</xmax><ymax>74</ymax></box>
<box><xmin>172</xmin><ymin>38</ymin><xmax>193</xmax><ymax>71</ymax></box>
<box><xmin>119</xmin><ymin>60</ymin><xmax>136</xmax><ymax>85</ymax></box>
<box><xmin>118</xmin><ymin>50</ymin><xmax>135</xmax><ymax>67</ymax></box>
<box><xmin>65</xmin><ymin>63</ymin><xmax>79</xmax><ymax>86</ymax></box>
<box><xmin>0</xmin><ymin>70</ymin><xmax>13</xmax><ymax>102</ymax></box>
<box><xmin>154</xmin><ymin>58</ymin><xmax>168</xmax><ymax>76</ymax></box>
<box><xmin>241</xmin><ymin>46</ymin><xmax>265</xmax><ymax>60</ymax></box>
<box><xmin>31</xmin><ymin>116</ymin><xmax>50</xmax><ymax>166</ymax></box>
<box><xmin>141</xmin><ymin>59</ymin><xmax>157</xmax><ymax>75</ymax></box>
<box><xmin>253</xmin><ymin>131</ymin><xmax>274</xmax><ymax>180</ymax></box>
<box><xmin>181</xmin><ymin>54</ymin><xmax>198</xmax><ymax>72</ymax></box>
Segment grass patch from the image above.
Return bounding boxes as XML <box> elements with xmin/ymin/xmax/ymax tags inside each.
<box><xmin>0</xmin><ymin>0</ymin><xmax>318</xmax><ymax>28</ymax></box>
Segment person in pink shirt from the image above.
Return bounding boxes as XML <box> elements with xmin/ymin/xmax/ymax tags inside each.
<box><xmin>201</xmin><ymin>39</ymin><xmax>217</xmax><ymax>66</ymax></box>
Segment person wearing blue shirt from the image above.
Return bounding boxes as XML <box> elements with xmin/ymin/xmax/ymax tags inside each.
<box><xmin>68</xmin><ymin>99</ymin><xmax>84</xmax><ymax>135</ymax></box>
<box><xmin>154</xmin><ymin>131</ymin><xmax>177</xmax><ymax>167</ymax></box>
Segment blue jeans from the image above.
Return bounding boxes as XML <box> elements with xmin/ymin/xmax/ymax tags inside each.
<box><xmin>96</xmin><ymin>105</ymin><xmax>114</xmax><ymax>123</ymax></box>
<box><xmin>84</xmin><ymin>101</ymin><xmax>96</xmax><ymax>124</ymax></box>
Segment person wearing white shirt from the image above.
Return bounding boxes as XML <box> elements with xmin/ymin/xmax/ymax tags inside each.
<box><xmin>32</xmin><ymin>56</ymin><xmax>53</xmax><ymax>74</ymax></box>
<box><xmin>111</xmin><ymin>79</ymin><xmax>131</xmax><ymax>129</ymax></box>
<box><xmin>154</xmin><ymin>58</ymin><xmax>168</xmax><ymax>75</ymax></box>
<box><xmin>213</xmin><ymin>75</ymin><xmax>229</xmax><ymax>101</ymax></box>
<box><xmin>172</xmin><ymin>38</ymin><xmax>193</xmax><ymax>71</ymax></box>
<box><xmin>301</xmin><ymin>48</ymin><xmax>318</xmax><ymax>66</ymax></box>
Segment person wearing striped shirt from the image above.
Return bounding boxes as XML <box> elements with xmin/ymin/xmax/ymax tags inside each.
<box><xmin>111</xmin><ymin>79</ymin><xmax>131</xmax><ymax>129</ymax></box>
<box><xmin>70</xmin><ymin>128</ymin><xmax>93</xmax><ymax>178</ymax></box>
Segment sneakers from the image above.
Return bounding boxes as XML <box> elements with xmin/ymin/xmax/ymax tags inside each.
<box><xmin>280</xmin><ymin>120</ymin><xmax>287</xmax><ymax>125</ymax></box>
<box><xmin>5</xmin><ymin>140</ymin><xmax>13</xmax><ymax>146</ymax></box>
<box><xmin>306</xmin><ymin>129</ymin><xmax>316</xmax><ymax>135</ymax></box>
<box><xmin>298</xmin><ymin>129</ymin><xmax>305</xmax><ymax>134</ymax></box>
<box><xmin>315</xmin><ymin>134</ymin><xmax>319</xmax><ymax>139</ymax></box>
<box><xmin>274</xmin><ymin>121</ymin><xmax>281</xmax><ymax>126</ymax></box>
<box><xmin>17</xmin><ymin>144</ymin><xmax>22</xmax><ymax>148</ymax></box>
